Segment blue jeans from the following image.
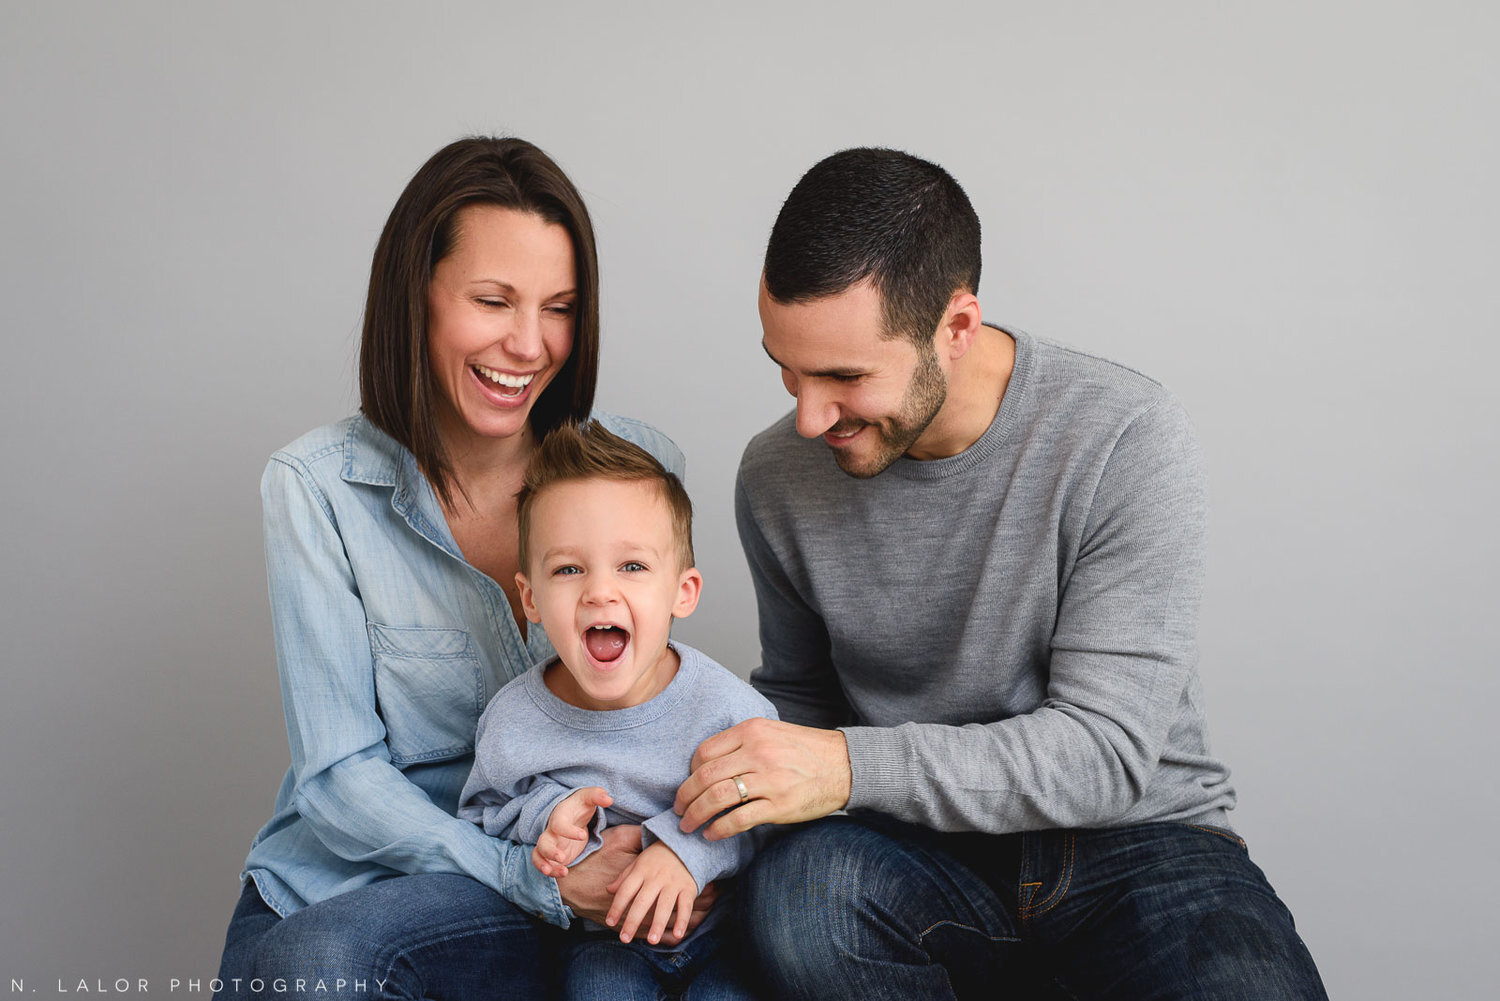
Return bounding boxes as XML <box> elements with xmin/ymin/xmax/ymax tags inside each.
<box><xmin>558</xmin><ymin>925</ymin><xmax>759</xmax><ymax>1001</ymax></box>
<box><xmin>741</xmin><ymin>817</ymin><xmax>1328</xmax><ymax>1001</ymax></box>
<box><xmin>213</xmin><ymin>874</ymin><xmax>552</xmax><ymax>1001</ymax></box>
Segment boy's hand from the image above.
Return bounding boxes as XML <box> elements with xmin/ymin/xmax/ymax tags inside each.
<box><xmin>532</xmin><ymin>786</ymin><xmax>613</xmax><ymax>878</ymax></box>
<box><xmin>604</xmin><ymin>841</ymin><xmax>698</xmax><ymax>945</ymax></box>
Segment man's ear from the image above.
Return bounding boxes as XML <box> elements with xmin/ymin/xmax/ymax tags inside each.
<box><xmin>672</xmin><ymin>567</ymin><xmax>704</xmax><ymax>620</ymax></box>
<box><xmin>938</xmin><ymin>291</ymin><xmax>983</xmax><ymax>360</ymax></box>
<box><xmin>516</xmin><ymin>572</ymin><xmax>543</xmax><ymax>624</ymax></box>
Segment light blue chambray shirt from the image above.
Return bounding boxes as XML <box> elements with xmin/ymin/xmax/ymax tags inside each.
<box><xmin>240</xmin><ymin>412</ymin><xmax>684</xmax><ymax>927</ymax></box>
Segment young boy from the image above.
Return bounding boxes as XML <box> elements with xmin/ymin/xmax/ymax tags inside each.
<box><xmin>458</xmin><ymin>420</ymin><xmax>776</xmax><ymax>1000</ymax></box>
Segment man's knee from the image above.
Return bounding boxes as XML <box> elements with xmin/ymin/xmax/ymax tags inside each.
<box><xmin>743</xmin><ymin>819</ymin><xmax>968</xmax><ymax>965</ymax></box>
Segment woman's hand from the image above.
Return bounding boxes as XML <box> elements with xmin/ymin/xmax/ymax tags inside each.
<box><xmin>556</xmin><ymin>824</ymin><xmax>720</xmax><ymax>946</ymax></box>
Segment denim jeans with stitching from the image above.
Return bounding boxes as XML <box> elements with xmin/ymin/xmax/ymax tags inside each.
<box><xmin>213</xmin><ymin>874</ymin><xmax>551</xmax><ymax>1001</ymax></box>
<box><xmin>557</xmin><ymin>925</ymin><xmax>758</xmax><ymax>1001</ymax></box>
<box><xmin>742</xmin><ymin>816</ymin><xmax>1328</xmax><ymax>1001</ymax></box>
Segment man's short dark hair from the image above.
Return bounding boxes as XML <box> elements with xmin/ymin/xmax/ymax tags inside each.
<box><xmin>762</xmin><ymin>147</ymin><xmax>981</xmax><ymax>347</ymax></box>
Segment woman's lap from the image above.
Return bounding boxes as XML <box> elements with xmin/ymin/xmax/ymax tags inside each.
<box><xmin>214</xmin><ymin>873</ymin><xmax>550</xmax><ymax>1001</ymax></box>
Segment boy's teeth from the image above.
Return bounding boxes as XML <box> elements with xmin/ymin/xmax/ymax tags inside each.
<box><xmin>473</xmin><ymin>364</ymin><xmax>534</xmax><ymax>388</ymax></box>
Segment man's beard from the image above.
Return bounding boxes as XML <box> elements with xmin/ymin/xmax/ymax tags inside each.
<box><xmin>832</xmin><ymin>344</ymin><xmax>948</xmax><ymax>479</ymax></box>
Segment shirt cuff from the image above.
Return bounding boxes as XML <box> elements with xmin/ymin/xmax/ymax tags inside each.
<box><xmin>839</xmin><ymin>724</ymin><xmax>917</xmax><ymax>816</ymax></box>
<box><xmin>501</xmin><ymin>843</ymin><xmax>573</xmax><ymax>928</ymax></box>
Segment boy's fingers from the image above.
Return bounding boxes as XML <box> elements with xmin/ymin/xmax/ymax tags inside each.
<box><xmin>673</xmin><ymin>888</ymin><xmax>693</xmax><ymax>940</ymax></box>
<box><xmin>605</xmin><ymin>855</ymin><xmax>638</xmax><ymax>896</ymax></box>
<box><xmin>605</xmin><ymin>871</ymin><xmax>641</xmax><ymax>927</ymax></box>
<box><xmin>646</xmin><ymin>894</ymin><xmax>675</xmax><ymax>945</ymax></box>
<box><xmin>619</xmin><ymin>885</ymin><xmax>658</xmax><ymax>943</ymax></box>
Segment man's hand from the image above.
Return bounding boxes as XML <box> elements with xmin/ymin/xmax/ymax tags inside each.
<box><xmin>532</xmin><ymin>786</ymin><xmax>613</xmax><ymax>878</ymax></box>
<box><xmin>605</xmin><ymin>842</ymin><xmax>698</xmax><ymax>945</ymax></box>
<box><xmin>673</xmin><ymin>717</ymin><xmax>852</xmax><ymax>840</ymax></box>
<box><xmin>557</xmin><ymin>825</ymin><xmax>720</xmax><ymax>946</ymax></box>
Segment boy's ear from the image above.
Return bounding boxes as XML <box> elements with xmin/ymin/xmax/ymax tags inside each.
<box><xmin>671</xmin><ymin>567</ymin><xmax>703</xmax><ymax>620</ymax></box>
<box><xmin>515</xmin><ymin>572</ymin><xmax>543</xmax><ymax>624</ymax></box>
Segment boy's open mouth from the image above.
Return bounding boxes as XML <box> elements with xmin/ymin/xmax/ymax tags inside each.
<box><xmin>584</xmin><ymin>625</ymin><xmax>629</xmax><ymax>664</ymax></box>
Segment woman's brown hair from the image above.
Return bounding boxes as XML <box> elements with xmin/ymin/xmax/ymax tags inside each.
<box><xmin>359</xmin><ymin>137</ymin><xmax>600</xmax><ymax>507</ymax></box>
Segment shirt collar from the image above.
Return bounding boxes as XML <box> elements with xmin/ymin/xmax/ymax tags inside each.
<box><xmin>341</xmin><ymin>414</ymin><xmax>407</xmax><ymax>487</ymax></box>
<box><xmin>341</xmin><ymin>414</ymin><xmax>461</xmax><ymax>559</ymax></box>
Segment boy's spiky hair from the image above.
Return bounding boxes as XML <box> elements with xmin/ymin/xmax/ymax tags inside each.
<box><xmin>517</xmin><ymin>420</ymin><xmax>694</xmax><ymax>571</ymax></box>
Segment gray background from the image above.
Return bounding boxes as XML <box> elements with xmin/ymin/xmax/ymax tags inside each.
<box><xmin>3</xmin><ymin>1</ymin><xmax>1496</xmax><ymax>996</ymax></box>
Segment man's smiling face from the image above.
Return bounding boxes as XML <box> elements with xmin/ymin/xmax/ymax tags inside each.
<box><xmin>758</xmin><ymin>280</ymin><xmax>948</xmax><ymax>479</ymax></box>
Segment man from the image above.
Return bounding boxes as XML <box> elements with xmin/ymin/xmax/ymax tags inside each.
<box><xmin>673</xmin><ymin>148</ymin><xmax>1327</xmax><ymax>998</ymax></box>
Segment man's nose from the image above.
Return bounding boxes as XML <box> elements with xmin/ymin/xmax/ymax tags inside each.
<box><xmin>794</xmin><ymin>385</ymin><xmax>839</xmax><ymax>439</ymax></box>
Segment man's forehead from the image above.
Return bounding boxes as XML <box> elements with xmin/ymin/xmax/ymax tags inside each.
<box><xmin>759</xmin><ymin>288</ymin><xmax>914</xmax><ymax>378</ymax></box>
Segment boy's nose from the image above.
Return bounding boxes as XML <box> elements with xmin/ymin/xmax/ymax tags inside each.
<box><xmin>582</xmin><ymin>577</ymin><xmax>618</xmax><ymax>604</ymax></box>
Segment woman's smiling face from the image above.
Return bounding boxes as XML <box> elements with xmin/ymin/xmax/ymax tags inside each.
<box><xmin>425</xmin><ymin>204</ymin><xmax>577</xmax><ymax>450</ymax></box>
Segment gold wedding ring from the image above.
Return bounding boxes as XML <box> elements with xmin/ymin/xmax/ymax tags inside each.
<box><xmin>732</xmin><ymin>774</ymin><xmax>749</xmax><ymax>803</ymax></box>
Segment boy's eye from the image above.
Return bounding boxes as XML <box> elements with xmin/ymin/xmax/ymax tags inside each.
<box><xmin>620</xmin><ymin>561</ymin><xmax>647</xmax><ymax>573</ymax></box>
<box><xmin>551</xmin><ymin>565</ymin><xmax>582</xmax><ymax>576</ymax></box>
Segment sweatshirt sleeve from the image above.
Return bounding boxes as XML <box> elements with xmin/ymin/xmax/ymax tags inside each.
<box><xmin>261</xmin><ymin>456</ymin><xmax>569</xmax><ymax>925</ymax></box>
<box><xmin>641</xmin><ymin>679</ymin><xmax>779</xmax><ymax>890</ymax></box>
<box><xmin>457</xmin><ymin>703</ymin><xmax>608</xmax><ymax>866</ymax></box>
<box><xmin>839</xmin><ymin>401</ymin><xmax>1210</xmax><ymax>832</ymax></box>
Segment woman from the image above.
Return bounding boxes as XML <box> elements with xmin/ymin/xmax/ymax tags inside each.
<box><xmin>214</xmin><ymin>138</ymin><xmax>689</xmax><ymax>999</ymax></box>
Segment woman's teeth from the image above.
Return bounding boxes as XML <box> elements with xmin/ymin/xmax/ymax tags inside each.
<box><xmin>473</xmin><ymin>365</ymin><xmax>534</xmax><ymax>392</ymax></box>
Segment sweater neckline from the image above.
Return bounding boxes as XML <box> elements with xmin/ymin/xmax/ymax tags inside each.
<box><xmin>524</xmin><ymin>640</ymin><xmax>697</xmax><ymax>730</ymax></box>
<box><xmin>886</xmin><ymin>325</ymin><xmax>1034</xmax><ymax>482</ymax></box>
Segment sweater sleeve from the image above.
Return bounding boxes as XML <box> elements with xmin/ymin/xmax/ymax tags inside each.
<box><xmin>457</xmin><ymin>701</ymin><xmax>608</xmax><ymax>865</ymax></box>
<box><xmin>735</xmin><ymin>475</ymin><xmax>855</xmax><ymax>729</ymax></box>
<box><xmin>642</xmin><ymin>678</ymin><xmax>780</xmax><ymax>891</ymax></box>
<box><xmin>261</xmin><ymin>456</ymin><xmax>569</xmax><ymax>924</ymax></box>
<box><xmin>839</xmin><ymin>401</ymin><xmax>1209</xmax><ymax>832</ymax></box>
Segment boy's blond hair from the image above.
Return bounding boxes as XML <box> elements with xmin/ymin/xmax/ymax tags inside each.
<box><xmin>517</xmin><ymin>420</ymin><xmax>694</xmax><ymax>572</ymax></box>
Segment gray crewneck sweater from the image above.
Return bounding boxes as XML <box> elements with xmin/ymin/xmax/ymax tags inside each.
<box><xmin>457</xmin><ymin>641</ymin><xmax>778</xmax><ymax>892</ymax></box>
<box><xmin>735</xmin><ymin>326</ymin><xmax>1235</xmax><ymax>834</ymax></box>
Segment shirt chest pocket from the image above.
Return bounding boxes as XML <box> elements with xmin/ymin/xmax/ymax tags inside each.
<box><xmin>367</xmin><ymin>623</ymin><xmax>486</xmax><ymax>767</ymax></box>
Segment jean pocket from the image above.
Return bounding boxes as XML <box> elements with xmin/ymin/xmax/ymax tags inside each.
<box><xmin>368</xmin><ymin>623</ymin><xmax>485</xmax><ymax>766</ymax></box>
<box><xmin>1184</xmin><ymin>824</ymin><xmax>1248</xmax><ymax>850</ymax></box>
